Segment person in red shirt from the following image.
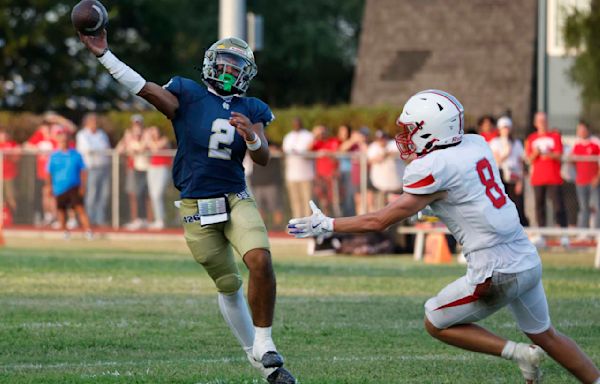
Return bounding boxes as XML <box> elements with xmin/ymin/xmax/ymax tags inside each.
<box><xmin>571</xmin><ymin>120</ymin><xmax>600</xmax><ymax>231</ymax></box>
<box><xmin>477</xmin><ymin>115</ymin><xmax>499</xmax><ymax>142</ymax></box>
<box><xmin>0</xmin><ymin>128</ymin><xmax>20</xmax><ymax>218</ymax></box>
<box><xmin>525</xmin><ymin>112</ymin><xmax>567</xmax><ymax>242</ymax></box>
<box><xmin>311</xmin><ymin>125</ymin><xmax>341</xmax><ymax>215</ymax></box>
<box><xmin>24</xmin><ymin>121</ymin><xmax>58</xmax><ymax>226</ymax></box>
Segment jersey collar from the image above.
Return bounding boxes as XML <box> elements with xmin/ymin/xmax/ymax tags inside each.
<box><xmin>207</xmin><ymin>85</ymin><xmax>239</xmax><ymax>102</ymax></box>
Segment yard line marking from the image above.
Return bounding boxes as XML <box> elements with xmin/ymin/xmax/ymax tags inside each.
<box><xmin>0</xmin><ymin>354</ymin><xmax>474</xmax><ymax>372</ymax></box>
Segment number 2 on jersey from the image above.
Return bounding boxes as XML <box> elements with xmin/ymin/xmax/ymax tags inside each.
<box><xmin>208</xmin><ymin>119</ymin><xmax>235</xmax><ymax>160</ymax></box>
<box><xmin>476</xmin><ymin>158</ymin><xmax>507</xmax><ymax>209</ymax></box>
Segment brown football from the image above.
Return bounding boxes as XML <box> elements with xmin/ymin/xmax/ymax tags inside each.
<box><xmin>71</xmin><ymin>0</ymin><xmax>108</xmax><ymax>36</ymax></box>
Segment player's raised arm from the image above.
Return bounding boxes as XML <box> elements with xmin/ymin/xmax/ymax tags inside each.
<box><xmin>78</xmin><ymin>30</ymin><xmax>179</xmax><ymax>119</ymax></box>
<box><xmin>288</xmin><ymin>191</ymin><xmax>446</xmax><ymax>238</ymax></box>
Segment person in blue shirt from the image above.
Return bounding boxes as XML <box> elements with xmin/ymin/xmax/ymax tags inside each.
<box><xmin>79</xmin><ymin>30</ymin><xmax>295</xmax><ymax>384</ymax></box>
<box><xmin>47</xmin><ymin>128</ymin><xmax>92</xmax><ymax>239</ymax></box>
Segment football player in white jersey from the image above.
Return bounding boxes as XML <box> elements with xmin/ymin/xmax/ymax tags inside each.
<box><xmin>288</xmin><ymin>90</ymin><xmax>600</xmax><ymax>383</ymax></box>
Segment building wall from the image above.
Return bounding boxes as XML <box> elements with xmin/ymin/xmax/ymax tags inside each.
<box><xmin>351</xmin><ymin>0</ymin><xmax>539</xmax><ymax>132</ymax></box>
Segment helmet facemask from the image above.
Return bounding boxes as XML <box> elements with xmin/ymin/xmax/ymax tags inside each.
<box><xmin>395</xmin><ymin>120</ymin><xmax>431</xmax><ymax>160</ymax></box>
<box><xmin>202</xmin><ymin>38</ymin><xmax>258</xmax><ymax>96</ymax></box>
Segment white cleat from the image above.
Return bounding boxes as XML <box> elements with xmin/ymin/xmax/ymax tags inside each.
<box><xmin>247</xmin><ymin>353</ymin><xmax>277</xmax><ymax>379</ymax></box>
<box><xmin>514</xmin><ymin>344</ymin><xmax>546</xmax><ymax>383</ymax></box>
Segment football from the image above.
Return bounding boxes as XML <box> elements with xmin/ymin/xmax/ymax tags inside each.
<box><xmin>71</xmin><ymin>0</ymin><xmax>108</xmax><ymax>36</ymax></box>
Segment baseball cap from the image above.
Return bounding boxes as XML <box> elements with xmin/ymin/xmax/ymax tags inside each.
<box><xmin>497</xmin><ymin>116</ymin><xmax>513</xmax><ymax>129</ymax></box>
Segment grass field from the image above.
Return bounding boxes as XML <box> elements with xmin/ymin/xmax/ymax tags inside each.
<box><xmin>0</xmin><ymin>237</ymin><xmax>598</xmax><ymax>383</ymax></box>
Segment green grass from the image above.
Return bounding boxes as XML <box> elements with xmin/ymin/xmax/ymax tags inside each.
<box><xmin>0</xmin><ymin>238</ymin><xmax>599</xmax><ymax>383</ymax></box>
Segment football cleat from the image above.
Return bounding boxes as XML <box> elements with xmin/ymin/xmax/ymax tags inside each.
<box><xmin>246</xmin><ymin>353</ymin><xmax>277</xmax><ymax>379</ymax></box>
<box><xmin>515</xmin><ymin>344</ymin><xmax>546</xmax><ymax>383</ymax></box>
<box><xmin>267</xmin><ymin>367</ymin><xmax>297</xmax><ymax>384</ymax></box>
<box><xmin>261</xmin><ymin>351</ymin><xmax>284</xmax><ymax>368</ymax></box>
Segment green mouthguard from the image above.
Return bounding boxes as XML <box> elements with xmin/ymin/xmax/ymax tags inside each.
<box><xmin>218</xmin><ymin>73</ymin><xmax>236</xmax><ymax>91</ymax></box>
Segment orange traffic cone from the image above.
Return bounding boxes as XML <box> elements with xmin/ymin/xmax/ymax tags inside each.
<box><xmin>424</xmin><ymin>232</ymin><xmax>452</xmax><ymax>264</ymax></box>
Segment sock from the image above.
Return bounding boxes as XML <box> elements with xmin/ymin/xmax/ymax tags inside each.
<box><xmin>253</xmin><ymin>326</ymin><xmax>277</xmax><ymax>357</ymax></box>
<box><xmin>501</xmin><ymin>340</ymin><xmax>517</xmax><ymax>360</ymax></box>
<box><xmin>217</xmin><ymin>287</ymin><xmax>255</xmax><ymax>352</ymax></box>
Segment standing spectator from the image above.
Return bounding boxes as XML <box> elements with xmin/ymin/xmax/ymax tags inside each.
<box><xmin>0</xmin><ymin>128</ymin><xmax>20</xmax><ymax>218</ymax></box>
<box><xmin>251</xmin><ymin>139</ymin><xmax>284</xmax><ymax>229</ymax></box>
<box><xmin>477</xmin><ymin>115</ymin><xmax>498</xmax><ymax>142</ymax></box>
<box><xmin>144</xmin><ymin>126</ymin><xmax>172</xmax><ymax>230</ymax></box>
<box><xmin>25</xmin><ymin>121</ymin><xmax>57</xmax><ymax>226</ymax></box>
<box><xmin>76</xmin><ymin>113</ymin><xmax>112</xmax><ymax>227</ymax></box>
<box><xmin>367</xmin><ymin>130</ymin><xmax>404</xmax><ymax>209</ymax></box>
<box><xmin>571</xmin><ymin>120</ymin><xmax>600</xmax><ymax>235</ymax></box>
<box><xmin>489</xmin><ymin>116</ymin><xmax>528</xmax><ymax>226</ymax></box>
<box><xmin>282</xmin><ymin>117</ymin><xmax>314</xmax><ymax>218</ymax></box>
<box><xmin>46</xmin><ymin>128</ymin><xmax>92</xmax><ymax>239</ymax></box>
<box><xmin>349</xmin><ymin>127</ymin><xmax>373</xmax><ymax>214</ymax></box>
<box><xmin>337</xmin><ymin>124</ymin><xmax>356</xmax><ymax>215</ymax></box>
<box><xmin>311</xmin><ymin>125</ymin><xmax>340</xmax><ymax>215</ymax></box>
<box><xmin>117</xmin><ymin>114</ymin><xmax>150</xmax><ymax>230</ymax></box>
<box><xmin>525</xmin><ymin>112</ymin><xmax>568</xmax><ymax>246</ymax></box>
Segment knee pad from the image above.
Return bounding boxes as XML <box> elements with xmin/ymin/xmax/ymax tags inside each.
<box><xmin>214</xmin><ymin>273</ymin><xmax>243</xmax><ymax>295</ymax></box>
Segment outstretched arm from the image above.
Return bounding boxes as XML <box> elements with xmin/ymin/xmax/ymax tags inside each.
<box><xmin>288</xmin><ymin>191</ymin><xmax>446</xmax><ymax>238</ymax></box>
<box><xmin>334</xmin><ymin>191</ymin><xmax>446</xmax><ymax>232</ymax></box>
<box><xmin>78</xmin><ymin>30</ymin><xmax>179</xmax><ymax>119</ymax></box>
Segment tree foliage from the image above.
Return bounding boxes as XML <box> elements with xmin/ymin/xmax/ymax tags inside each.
<box><xmin>0</xmin><ymin>0</ymin><xmax>364</xmax><ymax>113</ymax></box>
<box><xmin>564</xmin><ymin>0</ymin><xmax>600</xmax><ymax>107</ymax></box>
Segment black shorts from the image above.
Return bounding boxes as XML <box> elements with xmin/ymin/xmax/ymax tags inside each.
<box><xmin>56</xmin><ymin>186</ymin><xmax>84</xmax><ymax>211</ymax></box>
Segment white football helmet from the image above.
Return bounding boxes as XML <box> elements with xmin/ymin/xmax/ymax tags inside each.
<box><xmin>395</xmin><ymin>89</ymin><xmax>464</xmax><ymax>159</ymax></box>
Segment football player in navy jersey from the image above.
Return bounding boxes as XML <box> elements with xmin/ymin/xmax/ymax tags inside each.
<box><xmin>79</xmin><ymin>30</ymin><xmax>296</xmax><ymax>384</ymax></box>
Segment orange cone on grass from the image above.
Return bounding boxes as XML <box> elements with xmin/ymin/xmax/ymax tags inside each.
<box><xmin>424</xmin><ymin>232</ymin><xmax>452</xmax><ymax>264</ymax></box>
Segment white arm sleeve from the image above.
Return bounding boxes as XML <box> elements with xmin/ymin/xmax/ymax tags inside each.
<box><xmin>97</xmin><ymin>50</ymin><xmax>146</xmax><ymax>94</ymax></box>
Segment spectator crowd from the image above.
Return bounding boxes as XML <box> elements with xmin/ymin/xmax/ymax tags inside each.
<box><xmin>0</xmin><ymin>112</ymin><xmax>172</xmax><ymax>237</ymax></box>
<box><xmin>0</xmin><ymin>110</ymin><xmax>598</xmax><ymax>246</ymax></box>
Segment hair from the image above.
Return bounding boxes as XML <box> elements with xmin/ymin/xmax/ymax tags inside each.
<box><xmin>578</xmin><ymin>119</ymin><xmax>590</xmax><ymax>129</ymax></box>
<box><xmin>476</xmin><ymin>115</ymin><xmax>496</xmax><ymax>128</ymax></box>
<box><xmin>292</xmin><ymin>116</ymin><xmax>303</xmax><ymax>126</ymax></box>
<box><xmin>82</xmin><ymin>112</ymin><xmax>97</xmax><ymax>125</ymax></box>
<box><xmin>337</xmin><ymin>123</ymin><xmax>352</xmax><ymax>137</ymax></box>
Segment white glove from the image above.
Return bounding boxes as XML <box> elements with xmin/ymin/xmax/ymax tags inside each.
<box><xmin>287</xmin><ymin>200</ymin><xmax>334</xmax><ymax>238</ymax></box>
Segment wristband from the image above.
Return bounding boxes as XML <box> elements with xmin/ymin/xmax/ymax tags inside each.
<box><xmin>96</xmin><ymin>47</ymin><xmax>109</xmax><ymax>58</ymax></box>
<box><xmin>97</xmin><ymin>50</ymin><xmax>146</xmax><ymax>94</ymax></box>
<box><xmin>327</xmin><ymin>218</ymin><xmax>335</xmax><ymax>232</ymax></box>
<box><xmin>246</xmin><ymin>135</ymin><xmax>262</xmax><ymax>151</ymax></box>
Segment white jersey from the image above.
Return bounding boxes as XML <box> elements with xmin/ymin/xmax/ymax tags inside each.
<box><xmin>403</xmin><ymin>135</ymin><xmax>539</xmax><ymax>281</ymax></box>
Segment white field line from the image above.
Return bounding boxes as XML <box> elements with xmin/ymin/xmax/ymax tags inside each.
<box><xmin>0</xmin><ymin>354</ymin><xmax>473</xmax><ymax>372</ymax></box>
<box><xmin>0</xmin><ymin>317</ymin><xmax>595</xmax><ymax>332</ymax></box>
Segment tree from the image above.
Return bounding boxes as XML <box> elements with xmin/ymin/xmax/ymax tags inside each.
<box><xmin>564</xmin><ymin>0</ymin><xmax>600</xmax><ymax>120</ymax></box>
<box><xmin>249</xmin><ymin>0</ymin><xmax>364</xmax><ymax>107</ymax></box>
<box><xmin>0</xmin><ymin>0</ymin><xmax>364</xmax><ymax>113</ymax></box>
<box><xmin>0</xmin><ymin>0</ymin><xmax>218</xmax><ymax>113</ymax></box>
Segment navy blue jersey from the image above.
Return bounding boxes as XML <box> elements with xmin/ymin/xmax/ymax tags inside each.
<box><xmin>165</xmin><ymin>77</ymin><xmax>274</xmax><ymax>198</ymax></box>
